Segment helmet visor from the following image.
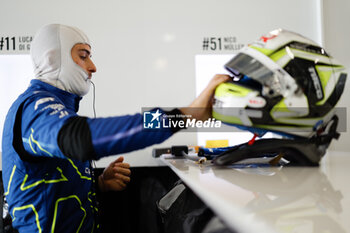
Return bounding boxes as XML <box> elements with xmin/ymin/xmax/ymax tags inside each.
<box><xmin>225</xmin><ymin>46</ymin><xmax>297</xmax><ymax>98</ymax></box>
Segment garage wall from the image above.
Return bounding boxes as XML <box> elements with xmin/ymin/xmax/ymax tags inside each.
<box><xmin>322</xmin><ymin>0</ymin><xmax>350</xmax><ymax>152</ymax></box>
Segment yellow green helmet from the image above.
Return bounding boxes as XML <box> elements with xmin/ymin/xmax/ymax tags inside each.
<box><xmin>213</xmin><ymin>29</ymin><xmax>347</xmax><ymax>138</ymax></box>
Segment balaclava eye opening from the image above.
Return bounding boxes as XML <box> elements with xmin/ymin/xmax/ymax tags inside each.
<box><xmin>30</xmin><ymin>24</ymin><xmax>92</xmax><ymax>96</ymax></box>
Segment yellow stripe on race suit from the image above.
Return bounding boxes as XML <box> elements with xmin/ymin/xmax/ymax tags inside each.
<box><xmin>4</xmin><ymin>165</ymin><xmax>16</xmax><ymax>196</ymax></box>
<box><xmin>12</xmin><ymin>204</ymin><xmax>42</xmax><ymax>233</ymax></box>
<box><xmin>20</xmin><ymin>167</ymin><xmax>68</xmax><ymax>191</ymax></box>
<box><xmin>51</xmin><ymin>195</ymin><xmax>86</xmax><ymax>233</ymax></box>
<box><xmin>29</xmin><ymin>128</ymin><xmax>53</xmax><ymax>157</ymax></box>
<box><xmin>87</xmin><ymin>192</ymin><xmax>99</xmax><ymax>212</ymax></box>
<box><xmin>29</xmin><ymin>133</ymin><xmax>37</xmax><ymax>154</ymax></box>
<box><xmin>67</xmin><ymin>158</ymin><xmax>91</xmax><ymax>181</ymax></box>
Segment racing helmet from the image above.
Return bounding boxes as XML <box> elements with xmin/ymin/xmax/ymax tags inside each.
<box><xmin>212</xmin><ymin>29</ymin><xmax>347</xmax><ymax>166</ymax></box>
<box><xmin>213</xmin><ymin>29</ymin><xmax>347</xmax><ymax>138</ymax></box>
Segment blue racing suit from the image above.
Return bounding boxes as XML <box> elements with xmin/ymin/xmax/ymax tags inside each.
<box><xmin>2</xmin><ymin>80</ymin><xmax>175</xmax><ymax>233</ymax></box>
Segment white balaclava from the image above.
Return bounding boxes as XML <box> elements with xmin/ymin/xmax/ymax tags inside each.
<box><xmin>31</xmin><ymin>24</ymin><xmax>92</xmax><ymax>96</ymax></box>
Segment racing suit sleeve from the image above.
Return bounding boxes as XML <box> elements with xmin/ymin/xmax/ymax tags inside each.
<box><xmin>58</xmin><ymin>108</ymin><xmax>183</xmax><ymax>160</ymax></box>
<box><xmin>21</xmin><ymin>93</ymin><xmax>180</xmax><ymax>161</ymax></box>
<box><xmin>84</xmin><ymin>109</ymin><xmax>178</xmax><ymax>159</ymax></box>
<box><xmin>21</xmin><ymin>94</ymin><xmax>80</xmax><ymax>160</ymax></box>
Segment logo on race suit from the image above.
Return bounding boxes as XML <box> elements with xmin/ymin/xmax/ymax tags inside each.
<box><xmin>85</xmin><ymin>167</ymin><xmax>91</xmax><ymax>175</ymax></box>
<box><xmin>247</xmin><ymin>96</ymin><xmax>266</xmax><ymax>108</ymax></box>
<box><xmin>143</xmin><ymin>109</ymin><xmax>162</xmax><ymax>129</ymax></box>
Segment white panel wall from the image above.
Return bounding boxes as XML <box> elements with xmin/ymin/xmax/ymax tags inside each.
<box><xmin>322</xmin><ymin>0</ymin><xmax>350</xmax><ymax>152</ymax></box>
<box><xmin>1</xmin><ymin>0</ymin><xmax>341</xmax><ymax>168</ymax></box>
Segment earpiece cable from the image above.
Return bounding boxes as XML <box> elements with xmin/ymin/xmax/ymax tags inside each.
<box><xmin>90</xmin><ymin>80</ymin><xmax>96</xmax><ymax>118</ymax></box>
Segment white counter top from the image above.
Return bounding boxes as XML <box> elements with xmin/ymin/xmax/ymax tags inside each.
<box><xmin>160</xmin><ymin>151</ymin><xmax>350</xmax><ymax>233</ymax></box>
